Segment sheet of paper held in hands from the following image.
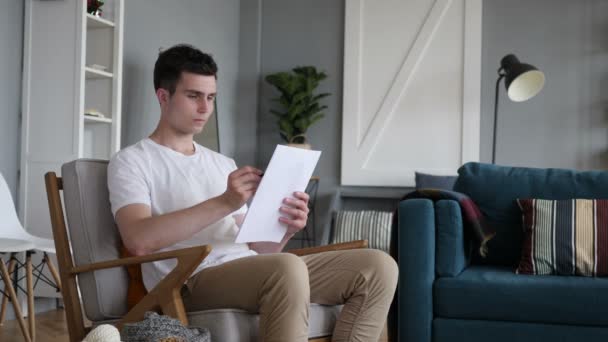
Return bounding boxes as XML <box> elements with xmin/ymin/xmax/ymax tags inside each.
<box><xmin>235</xmin><ymin>145</ymin><xmax>321</xmax><ymax>243</ymax></box>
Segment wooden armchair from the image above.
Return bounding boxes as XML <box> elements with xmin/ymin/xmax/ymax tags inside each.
<box><xmin>44</xmin><ymin>159</ymin><xmax>367</xmax><ymax>342</ymax></box>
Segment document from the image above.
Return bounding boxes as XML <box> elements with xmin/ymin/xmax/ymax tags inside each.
<box><xmin>235</xmin><ymin>145</ymin><xmax>321</xmax><ymax>243</ymax></box>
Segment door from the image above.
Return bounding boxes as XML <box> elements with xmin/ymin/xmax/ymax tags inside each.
<box><xmin>341</xmin><ymin>0</ymin><xmax>481</xmax><ymax>186</ymax></box>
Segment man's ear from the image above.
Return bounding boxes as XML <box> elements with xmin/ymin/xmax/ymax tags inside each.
<box><xmin>155</xmin><ymin>88</ymin><xmax>170</xmax><ymax>106</ymax></box>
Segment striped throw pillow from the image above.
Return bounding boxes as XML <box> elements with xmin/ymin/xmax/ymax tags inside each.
<box><xmin>516</xmin><ymin>198</ymin><xmax>608</xmax><ymax>276</ymax></box>
<box><xmin>331</xmin><ymin>210</ymin><xmax>393</xmax><ymax>253</ymax></box>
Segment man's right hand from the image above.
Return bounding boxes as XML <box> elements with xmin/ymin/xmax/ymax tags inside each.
<box><xmin>220</xmin><ymin>166</ymin><xmax>263</xmax><ymax>210</ymax></box>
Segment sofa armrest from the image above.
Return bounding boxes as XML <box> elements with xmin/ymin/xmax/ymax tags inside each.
<box><xmin>397</xmin><ymin>198</ymin><xmax>435</xmax><ymax>342</ymax></box>
<box><xmin>435</xmin><ymin>200</ymin><xmax>469</xmax><ymax>277</ymax></box>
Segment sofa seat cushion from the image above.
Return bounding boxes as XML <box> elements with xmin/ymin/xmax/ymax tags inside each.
<box><xmin>435</xmin><ymin>265</ymin><xmax>608</xmax><ymax>326</ymax></box>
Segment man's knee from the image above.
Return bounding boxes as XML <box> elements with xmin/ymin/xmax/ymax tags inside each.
<box><xmin>359</xmin><ymin>249</ymin><xmax>399</xmax><ymax>287</ymax></box>
<box><xmin>267</xmin><ymin>253</ymin><xmax>310</xmax><ymax>292</ymax></box>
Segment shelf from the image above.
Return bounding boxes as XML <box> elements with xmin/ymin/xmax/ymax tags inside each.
<box><xmin>339</xmin><ymin>186</ymin><xmax>412</xmax><ymax>199</ymax></box>
<box><xmin>86</xmin><ymin>14</ymin><xmax>115</xmax><ymax>29</ymax></box>
<box><xmin>84</xmin><ymin>115</ymin><xmax>112</xmax><ymax>124</ymax></box>
<box><xmin>85</xmin><ymin>67</ymin><xmax>113</xmax><ymax>79</ymax></box>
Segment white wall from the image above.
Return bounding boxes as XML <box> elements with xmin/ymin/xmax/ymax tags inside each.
<box><xmin>0</xmin><ymin>0</ymin><xmax>24</xmax><ymax>200</ymax></box>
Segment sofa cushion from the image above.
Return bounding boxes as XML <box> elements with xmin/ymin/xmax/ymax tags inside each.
<box><xmin>453</xmin><ymin>162</ymin><xmax>608</xmax><ymax>266</ymax></box>
<box><xmin>434</xmin><ymin>265</ymin><xmax>608</xmax><ymax>326</ymax></box>
<box><xmin>415</xmin><ymin>172</ymin><xmax>457</xmax><ymax>190</ymax></box>
<box><xmin>331</xmin><ymin>210</ymin><xmax>393</xmax><ymax>253</ymax></box>
<box><xmin>517</xmin><ymin>198</ymin><xmax>608</xmax><ymax>276</ymax></box>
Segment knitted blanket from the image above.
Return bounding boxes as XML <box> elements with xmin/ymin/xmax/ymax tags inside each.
<box><xmin>399</xmin><ymin>189</ymin><xmax>495</xmax><ymax>257</ymax></box>
<box><xmin>121</xmin><ymin>312</ymin><xmax>211</xmax><ymax>342</ymax></box>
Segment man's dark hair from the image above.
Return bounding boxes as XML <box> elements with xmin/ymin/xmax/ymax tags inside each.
<box><xmin>153</xmin><ymin>44</ymin><xmax>218</xmax><ymax>94</ymax></box>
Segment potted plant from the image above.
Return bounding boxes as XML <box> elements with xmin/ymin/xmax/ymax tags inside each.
<box><xmin>87</xmin><ymin>0</ymin><xmax>104</xmax><ymax>17</ymax></box>
<box><xmin>265</xmin><ymin>66</ymin><xmax>330</xmax><ymax>149</ymax></box>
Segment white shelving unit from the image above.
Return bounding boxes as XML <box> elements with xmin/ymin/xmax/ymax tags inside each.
<box><xmin>20</xmin><ymin>0</ymin><xmax>124</xmax><ymax>298</ymax></box>
<box><xmin>85</xmin><ymin>67</ymin><xmax>114</xmax><ymax>79</ymax></box>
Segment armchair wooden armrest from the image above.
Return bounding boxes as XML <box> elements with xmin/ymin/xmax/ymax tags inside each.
<box><xmin>288</xmin><ymin>240</ymin><xmax>368</xmax><ymax>256</ymax></box>
<box><xmin>70</xmin><ymin>245</ymin><xmax>211</xmax><ymax>329</ymax></box>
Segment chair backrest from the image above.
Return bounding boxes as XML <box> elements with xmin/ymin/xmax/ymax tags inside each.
<box><xmin>0</xmin><ymin>172</ymin><xmax>30</xmax><ymax>241</ymax></box>
<box><xmin>454</xmin><ymin>162</ymin><xmax>608</xmax><ymax>266</ymax></box>
<box><xmin>60</xmin><ymin>159</ymin><xmax>129</xmax><ymax>321</ymax></box>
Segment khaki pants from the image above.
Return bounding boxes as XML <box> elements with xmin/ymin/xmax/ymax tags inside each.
<box><xmin>182</xmin><ymin>248</ymin><xmax>398</xmax><ymax>342</ymax></box>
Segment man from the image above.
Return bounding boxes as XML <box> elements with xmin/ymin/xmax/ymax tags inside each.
<box><xmin>108</xmin><ymin>44</ymin><xmax>398</xmax><ymax>342</ymax></box>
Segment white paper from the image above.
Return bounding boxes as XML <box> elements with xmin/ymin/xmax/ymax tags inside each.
<box><xmin>235</xmin><ymin>145</ymin><xmax>321</xmax><ymax>243</ymax></box>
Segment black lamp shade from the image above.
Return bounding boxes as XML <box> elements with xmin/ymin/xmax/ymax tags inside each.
<box><xmin>500</xmin><ymin>54</ymin><xmax>545</xmax><ymax>102</ymax></box>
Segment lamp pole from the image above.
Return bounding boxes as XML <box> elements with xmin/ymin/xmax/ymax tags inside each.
<box><xmin>492</xmin><ymin>70</ymin><xmax>505</xmax><ymax>164</ymax></box>
<box><xmin>491</xmin><ymin>54</ymin><xmax>544</xmax><ymax>165</ymax></box>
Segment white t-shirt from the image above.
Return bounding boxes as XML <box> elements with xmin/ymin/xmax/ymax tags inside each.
<box><xmin>107</xmin><ymin>138</ymin><xmax>257</xmax><ymax>290</ymax></box>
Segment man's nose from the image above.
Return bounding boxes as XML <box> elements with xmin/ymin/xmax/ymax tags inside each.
<box><xmin>198</xmin><ymin>99</ymin><xmax>210</xmax><ymax>113</ymax></box>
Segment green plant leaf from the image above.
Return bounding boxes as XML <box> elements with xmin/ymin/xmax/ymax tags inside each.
<box><xmin>308</xmin><ymin>113</ymin><xmax>325</xmax><ymax>127</ymax></box>
<box><xmin>312</xmin><ymin>93</ymin><xmax>330</xmax><ymax>102</ymax></box>
<box><xmin>294</xmin><ymin>118</ymin><xmax>308</xmax><ymax>131</ymax></box>
<box><xmin>280</xmin><ymin>117</ymin><xmax>294</xmax><ymax>132</ymax></box>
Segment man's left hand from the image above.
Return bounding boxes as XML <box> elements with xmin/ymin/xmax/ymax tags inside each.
<box><xmin>279</xmin><ymin>191</ymin><xmax>310</xmax><ymax>235</ymax></box>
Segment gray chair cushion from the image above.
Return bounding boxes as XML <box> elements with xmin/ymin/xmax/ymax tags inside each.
<box><xmin>62</xmin><ymin>159</ymin><xmax>128</xmax><ymax>321</ymax></box>
<box><xmin>188</xmin><ymin>304</ymin><xmax>342</xmax><ymax>340</ymax></box>
<box><xmin>99</xmin><ymin>304</ymin><xmax>341</xmax><ymax>340</ymax></box>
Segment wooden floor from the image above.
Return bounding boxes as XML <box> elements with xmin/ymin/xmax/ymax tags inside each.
<box><xmin>1</xmin><ymin>308</ymin><xmax>389</xmax><ymax>342</ymax></box>
<box><xmin>0</xmin><ymin>309</ymin><xmax>70</xmax><ymax>342</ymax></box>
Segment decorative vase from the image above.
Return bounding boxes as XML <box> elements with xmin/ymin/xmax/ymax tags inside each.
<box><xmin>287</xmin><ymin>143</ymin><xmax>311</xmax><ymax>150</ymax></box>
<box><xmin>287</xmin><ymin>134</ymin><xmax>311</xmax><ymax>149</ymax></box>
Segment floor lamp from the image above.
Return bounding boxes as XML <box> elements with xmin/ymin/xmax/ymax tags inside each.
<box><xmin>492</xmin><ymin>54</ymin><xmax>545</xmax><ymax>164</ymax></box>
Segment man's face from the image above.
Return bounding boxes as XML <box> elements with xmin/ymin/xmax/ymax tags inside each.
<box><xmin>158</xmin><ymin>72</ymin><xmax>217</xmax><ymax>136</ymax></box>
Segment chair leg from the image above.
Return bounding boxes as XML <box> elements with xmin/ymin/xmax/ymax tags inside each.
<box><xmin>43</xmin><ymin>253</ymin><xmax>62</xmax><ymax>292</ymax></box>
<box><xmin>0</xmin><ymin>257</ymin><xmax>32</xmax><ymax>342</ymax></box>
<box><xmin>26</xmin><ymin>252</ymin><xmax>36</xmax><ymax>342</ymax></box>
<box><xmin>0</xmin><ymin>253</ymin><xmax>17</xmax><ymax>325</ymax></box>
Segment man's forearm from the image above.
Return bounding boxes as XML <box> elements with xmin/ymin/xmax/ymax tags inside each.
<box><xmin>119</xmin><ymin>195</ymin><xmax>236</xmax><ymax>256</ymax></box>
<box><xmin>249</xmin><ymin>231</ymin><xmax>295</xmax><ymax>254</ymax></box>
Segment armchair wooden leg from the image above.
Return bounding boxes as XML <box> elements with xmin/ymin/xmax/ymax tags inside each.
<box><xmin>43</xmin><ymin>253</ymin><xmax>62</xmax><ymax>292</ymax></box>
<box><xmin>0</xmin><ymin>257</ymin><xmax>32</xmax><ymax>342</ymax></box>
<box><xmin>0</xmin><ymin>253</ymin><xmax>17</xmax><ymax>325</ymax></box>
<box><xmin>26</xmin><ymin>252</ymin><xmax>36</xmax><ymax>342</ymax></box>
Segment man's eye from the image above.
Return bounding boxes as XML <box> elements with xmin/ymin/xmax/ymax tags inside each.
<box><xmin>188</xmin><ymin>94</ymin><xmax>198</xmax><ymax>99</ymax></box>
<box><xmin>208</xmin><ymin>96</ymin><xmax>215</xmax><ymax>101</ymax></box>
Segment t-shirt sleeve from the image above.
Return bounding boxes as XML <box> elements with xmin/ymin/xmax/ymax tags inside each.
<box><xmin>107</xmin><ymin>151</ymin><xmax>151</xmax><ymax>217</ymax></box>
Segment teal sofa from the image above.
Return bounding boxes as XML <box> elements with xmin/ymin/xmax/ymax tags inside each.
<box><xmin>397</xmin><ymin>162</ymin><xmax>608</xmax><ymax>341</ymax></box>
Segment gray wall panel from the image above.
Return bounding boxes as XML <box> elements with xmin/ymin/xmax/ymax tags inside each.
<box><xmin>122</xmin><ymin>0</ymin><xmax>244</xmax><ymax>158</ymax></box>
<box><xmin>481</xmin><ymin>0</ymin><xmax>608</xmax><ymax>169</ymax></box>
<box><xmin>0</xmin><ymin>0</ymin><xmax>23</xmax><ymax>200</ymax></box>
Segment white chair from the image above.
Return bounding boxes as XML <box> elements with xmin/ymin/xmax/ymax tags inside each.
<box><xmin>0</xmin><ymin>173</ymin><xmax>62</xmax><ymax>342</ymax></box>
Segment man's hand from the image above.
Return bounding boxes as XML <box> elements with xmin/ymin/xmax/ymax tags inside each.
<box><xmin>220</xmin><ymin>166</ymin><xmax>263</xmax><ymax>210</ymax></box>
<box><xmin>279</xmin><ymin>191</ymin><xmax>310</xmax><ymax>235</ymax></box>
